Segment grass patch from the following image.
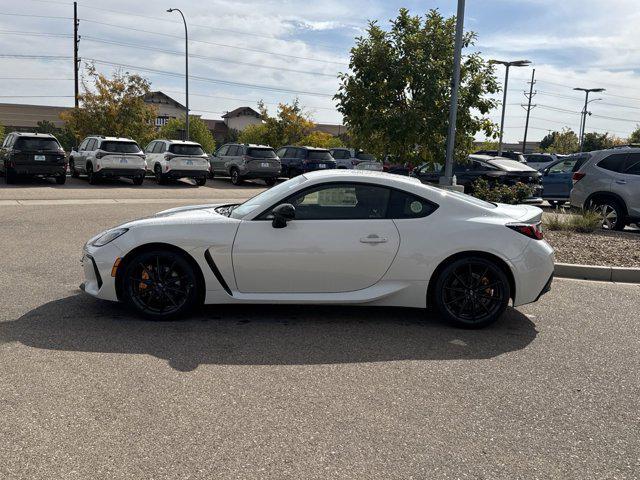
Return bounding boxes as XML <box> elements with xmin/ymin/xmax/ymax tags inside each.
<box><xmin>544</xmin><ymin>208</ymin><xmax>602</xmax><ymax>234</ymax></box>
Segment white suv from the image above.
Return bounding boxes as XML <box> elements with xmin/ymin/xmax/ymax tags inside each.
<box><xmin>144</xmin><ymin>139</ymin><xmax>209</xmax><ymax>186</ymax></box>
<box><xmin>70</xmin><ymin>136</ymin><xmax>146</xmax><ymax>185</ymax></box>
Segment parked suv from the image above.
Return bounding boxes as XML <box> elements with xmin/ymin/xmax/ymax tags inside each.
<box><xmin>524</xmin><ymin>153</ymin><xmax>559</xmax><ymax>171</ymax></box>
<box><xmin>329</xmin><ymin>148</ymin><xmax>383</xmax><ymax>171</ymax></box>
<box><xmin>1</xmin><ymin>132</ymin><xmax>67</xmax><ymax>184</ymax></box>
<box><xmin>275</xmin><ymin>146</ymin><xmax>337</xmax><ymax>178</ymax></box>
<box><xmin>570</xmin><ymin>147</ymin><xmax>640</xmax><ymax>230</ymax></box>
<box><xmin>145</xmin><ymin>139</ymin><xmax>209</xmax><ymax>186</ymax></box>
<box><xmin>70</xmin><ymin>136</ymin><xmax>146</xmax><ymax>185</ymax></box>
<box><xmin>210</xmin><ymin>143</ymin><xmax>281</xmax><ymax>186</ymax></box>
<box><xmin>540</xmin><ymin>153</ymin><xmax>589</xmax><ymax>207</ymax></box>
<box><xmin>474</xmin><ymin>149</ymin><xmax>526</xmax><ymax>163</ymax></box>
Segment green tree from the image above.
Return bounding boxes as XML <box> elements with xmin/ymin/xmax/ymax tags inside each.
<box><xmin>159</xmin><ymin>115</ymin><xmax>216</xmax><ymax>153</ymax></box>
<box><xmin>34</xmin><ymin>120</ymin><xmax>76</xmax><ymax>151</ymax></box>
<box><xmin>477</xmin><ymin>139</ymin><xmax>499</xmax><ymax>151</ymax></box>
<box><xmin>538</xmin><ymin>131</ymin><xmax>558</xmax><ymax>151</ymax></box>
<box><xmin>335</xmin><ymin>8</ymin><xmax>499</xmax><ymax>165</ymax></box>
<box><xmin>61</xmin><ymin>65</ymin><xmax>157</xmax><ymax>146</ymax></box>
<box><xmin>0</xmin><ymin>122</ymin><xmax>4</xmax><ymax>145</ymax></box>
<box><xmin>581</xmin><ymin>131</ymin><xmax>621</xmax><ymax>152</ymax></box>
<box><xmin>548</xmin><ymin>128</ymin><xmax>579</xmax><ymax>154</ymax></box>
<box><xmin>296</xmin><ymin>131</ymin><xmax>343</xmax><ymax>148</ymax></box>
<box><xmin>237</xmin><ymin>100</ymin><xmax>317</xmax><ymax>147</ymax></box>
<box><xmin>629</xmin><ymin>125</ymin><xmax>640</xmax><ymax>144</ymax></box>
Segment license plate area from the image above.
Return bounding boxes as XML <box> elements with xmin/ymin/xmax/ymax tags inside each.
<box><xmin>34</xmin><ymin>155</ymin><xmax>45</xmax><ymax>161</ymax></box>
<box><xmin>318</xmin><ymin>164</ymin><xmax>326</xmax><ymax>169</ymax></box>
<box><xmin>260</xmin><ymin>162</ymin><xmax>270</xmax><ymax>168</ymax></box>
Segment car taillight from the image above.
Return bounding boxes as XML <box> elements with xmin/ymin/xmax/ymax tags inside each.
<box><xmin>506</xmin><ymin>222</ymin><xmax>544</xmax><ymax>240</ymax></box>
<box><xmin>572</xmin><ymin>172</ymin><xmax>585</xmax><ymax>183</ymax></box>
<box><xmin>351</xmin><ymin>159</ymin><xmax>359</xmax><ymax>166</ymax></box>
<box><xmin>95</xmin><ymin>151</ymin><xmax>105</xmax><ymax>159</ymax></box>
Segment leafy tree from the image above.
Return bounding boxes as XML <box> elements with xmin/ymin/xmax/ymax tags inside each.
<box><xmin>335</xmin><ymin>8</ymin><xmax>499</xmax><ymax>165</ymax></box>
<box><xmin>159</xmin><ymin>115</ymin><xmax>216</xmax><ymax>153</ymax></box>
<box><xmin>477</xmin><ymin>139</ymin><xmax>499</xmax><ymax>151</ymax></box>
<box><xmin>237</xmin><ymin>100</ymin><xmax>318</xmax><ymax>147</ymax></box>
<box><xmin>548</xmin><ymin>128</ymin><xmax>579</xmax><ymax>154</ymax></box>
<box><xmin>0</xmin><ymin>122</ymin><xmax>4</xmax><ymax>145</ymax></box>
<box><xmin>629</xmin><ymin>125</ymin><xmax>640</xmax><ymax>144</ymax></box>
<box><xmin>34</xmin><ymin>120</ymin><xmax>76</xmax><ymax>151</ymax></box>
<box><xmin>581</xmin><ymin>131</ymin><xmax>622</xmax><ymax>152</ymax></box>
<box><xmin>61</xmin><ymin>65</ymin><xmax>157</xmax><ymax>146</ymax></box>
<box><xmin>296</xmin><ymin>131</ymin><xmax>343</xmax><ymax>148</ymax></box>
<box><xmin>539</xmin><ymin>131</ymin><xmax>558</xmax><ymax>151</ymax></box>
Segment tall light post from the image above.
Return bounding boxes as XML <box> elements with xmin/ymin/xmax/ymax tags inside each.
<box><xmin>490</xmin><ymin>59</ymin><xmax>531</xmax><ymax>155</ymax></box>
<box><xmin>574</xmin><ymin>87</ymin><xmax>605</xmax><ymax>152</ymax></box>
<box><xmin>441</xmin><ymin>0</ymin><xmax>466</xmax><ymax>187</ymax></box>
<box><xmin>167</xmin><ymin>8</ymin><xmax>189</xmax><ymax>140</ymax></box>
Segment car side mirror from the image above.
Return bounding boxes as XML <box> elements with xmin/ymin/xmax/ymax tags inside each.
<box><xmin>272</xmin><ymin>203</ymin><xmax>295</xmax><ymax>229</ymax></box>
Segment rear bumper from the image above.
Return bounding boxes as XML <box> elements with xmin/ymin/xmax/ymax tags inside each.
<box><xmin>512</xmin><ymin>240</ymin><xmax>555</xmax><ymax>307</ymax></box>
<box><xmin>8</xmin><ymin>165</ymin><xmax>66</xmax><ymax>176</ymax></box>
<box><xmin>164</xmin><ymin>169</ymin><xmax>209</xmax><ymax>179</ymax></box>
<box><xmin>96</xmin><ymin>167</ymin><xmax>145</xmax><ymax>178</ymax></box>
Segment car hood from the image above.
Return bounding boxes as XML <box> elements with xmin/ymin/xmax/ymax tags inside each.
<box><xmin>493</xmin><ymin>203</ymin><xmax>543</xmax><ymax>223</ymax></box>
<box><xmin>117</xmin><ymin>203</ymin><xmax>236</xmax><ymax>229</ymax></box>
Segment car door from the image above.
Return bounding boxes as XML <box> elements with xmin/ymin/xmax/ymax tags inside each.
<box><xmin>83</xmin><ymin>138</ymin><xmax>97</xmax><ymax>171</ymax></box>
<box><xmin>74</xmin><ymin>138</ymin><xmax>90</xmax><ymax>172</ymax></box>
<box><xmin>144</xmin><ymin>141</ymin><xmax>157</xmax><ymax>172</ymax></box>
<box><xmin>542</xmin><ymin>159</ymin><xmax>576</xmax><ymax>199</ymax></box>
<box><xmin>211</xmin><ymin>145</ymin><xmax>228</xmax><ymax>173</ymax></box>
<box><xmin>615</xmin><ymin>152</ymin><xmax>640</xmax><ymax>217</ymax></box>
<box><xmin>231</xmin><ymin>182</ymin><xmax>401</xmax><ymax>293</ymax></box>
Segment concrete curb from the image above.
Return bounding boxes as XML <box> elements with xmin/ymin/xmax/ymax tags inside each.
<box><xmin>555</xmin><ymin>263</ymin><xmax>640</xmax><ymax>284</ymax></box>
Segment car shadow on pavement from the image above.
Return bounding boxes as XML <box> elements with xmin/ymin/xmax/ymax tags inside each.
<box><xmin>1</xmin><ymin>294</ymin><xmax>538</xmax><ymax>372</ymax></box>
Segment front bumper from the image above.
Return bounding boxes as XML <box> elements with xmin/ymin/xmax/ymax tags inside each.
<box><xmin>80</xmin><ymin>242</ymin><xmax>123</xmax><ymax>302</ymax></box>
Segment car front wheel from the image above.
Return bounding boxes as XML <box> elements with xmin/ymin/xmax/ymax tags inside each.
<box><xmin>593</xmin><ymin>199</ymin><xmax>625</xmax><ymax>231</ymax></box>
<box><xmin>122</xmin><ymin>249</ymin><xmax>200</xmax><ymax>319</ymax></box>
<box><xmin>434</xmin><ymin>257</ymin><xmax>510</xmax><ymax>328</ymax></box>
<box><xmin>230</xmin><ymin>168</ymin><xmax>242</xmax><ymax>185</ymax></box>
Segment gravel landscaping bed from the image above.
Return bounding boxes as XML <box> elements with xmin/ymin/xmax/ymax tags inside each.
<box><xmin>545</xmin><ymin>230</ymin><xmax>640</xmax><ymax>267</ymax></box>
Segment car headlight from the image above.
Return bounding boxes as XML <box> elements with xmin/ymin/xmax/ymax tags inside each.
<box><xmin>91</xmin><ymin>228</ymin><xmax>128</xmax><ymax>247</ymax></box>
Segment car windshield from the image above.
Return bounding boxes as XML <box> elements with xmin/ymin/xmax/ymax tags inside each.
<box><xmin>308</xmin><ymin>150</ymin><xmax>333</xmax><ymax>161</ymax></box>
<box><xmin>169</xmin><ymin>144</ymin><xmax>204</xmax><ymax>156</ymax></box>
<box><xmin>247</xmin><ymin>148</ymin><xmax>277</xmax><ymax>158</ymax></box>
<box><xmin>490</xmin><ymin>159</ymin><xmax>535</xmax><ymax>171</ymax></box>
<box><xmin>230</xmin><ymin>176</ymin><xmax>307</xmax><ymax>219</ymax></box>
<box><xmin>356</xmin><ymin>152</ymin><xmax>377</xmax><ymax>161</ymax></box>
<box><xmin>15</xmin><ymin>137</ymin><xmax>61</xmax><ymax>151</ymax></box>
<box><xmin>101</xmin><ymin>141</ymin><xmax>141</xmax><ymax>153</ymax></box>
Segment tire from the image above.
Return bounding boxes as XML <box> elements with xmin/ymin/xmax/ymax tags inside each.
<box><xmin>433</xmin><ymin>256</ymin><xmax>510</xmax><ymax>329</ymax></box>
<box><xmin>121</xmin><ymin>249</ymin><xmax>200</xmax><ymax>320</ymax></box>
<box><xmin>592</xmin><ymin>198</ymin><xmax>625</xmax><ymax>231</ymax></box>
<box><xmin>154</xmin><ymin>164</ymin><xmax>166</xmax><ymax>185</ymax></box>
<box><xmin>5</xmin><ymin>169</ymin><xmax>15</xmax><ymax>184</ymax></box>
<box><xmin>55</xmin><ymin>174</ymin><xmax>66</xmax><ymax>185</ymax></box>
<box><xmin>87</xmin><ymin>163</ymin><xmax>98</xmax><ymax>185</ymax></box>
<box><xmin>70</xmin><ymin>160</ymin><xmax>79</xmax><ymax>178</ymax></box>
<box><xmin>195</xmin><ymin>176</ymin><xmax>207</xmax><ymax>186</ymax></box>
<box><xmin>230</xmin><ymin>168</ymin><xmax>242</xmax><ymax>185</ymax></box>
<box><xmin>264</xmin><ymin>177</ymin><xmax>276</xmax><ymax>187</ymax></box>
<box><xmin>132</xmin><ymin>174</ymin><xmax>144</xmax><ymax>186</ymax></box>
<box><xmin>288</xmin><ymin>168</ymin><xmax>301</xmax><ymax>179</ymax></box>
<box><xmin>208</xmin><ymin>170</ymin><xmax>215</xmax><ymax>180</ymax></box>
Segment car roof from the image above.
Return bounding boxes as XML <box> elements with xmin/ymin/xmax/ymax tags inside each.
<box><xmin>11</xmin><ymin>132</ymin><xmax>57</xmax><ymax>138</ymax></box>
<box><xmin>161</xmin><ymin>139</ymin><xmax>202</xmax><ymax>145</ymax></box>
<box><xmin>281</xmin><ymin>145</ymin><xmax>329</xmax><ymax>151</ymax></box>
<box><xmin>302</xmin><ymin>169</ymin><xmax>423</xmax><ymax>186</ymax></box>
<box><xmin>88</xmin><ymin>136</ymin><xmax>136</xmax><ymax>142</ymax></box>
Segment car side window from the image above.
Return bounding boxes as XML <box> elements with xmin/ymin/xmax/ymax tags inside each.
<box><xmin>152</xmin><ymin>142</ymin><xmax>163</xmax><ymax>154</ymax></box>
<box><xmin>86</xmin><ymin>139</ymin><xmax>97</xmax><ymax>151</ymax></box>
<box><xmin>296</xmin><ymin>149</ymin><xmax>307</xmax><ymax>160</ymax></box>
<box><xmin>78</xmin><ymin>138</ymin><xmax>88</xmax><ymax>151</ymax></box>
<box><xmin>216</xmin><ymin>145</ymin><xmax>228</xmax><ymax>157</ymax></box>
<box><xmin>276</xmin><ymin>148</ymin><xmax>286</xmax><ymax>157</ymax></box>
<box><xmin>145</xmin><ymin>141</ymin><xmax>156</xmax><ymax>153</ymax></box>
<box><xmin>158</xmin><ymin>143</ymin><xmax>167</xmax><ymax>154</ymax></box>
<box><xmin>227</xmin><ymin>145</ymin><xmax>238</xmax><ymax>156</ymax></box>
<box><xmin>332</xmin><ymin>150</ymin><xmax>350</xmax><ymax>159</ymax></box>
<box><xmin>598</xmin><ymin>153</ymin><xmax>627</xmax><ymax>173</ymax></box>
<box><xmin>549</xmin><ymin>160</ymin><xmax>575</xmax><ymax>174</ymax></box>
<box><xmin>624</xmin><ymin>153</ymin><xmax>640</xmax><ymax>175</ymax></box>
<box><xmin>388</xmin><ymin>189</ymin><xmax>437</xmax><ymax>219</ymax></box>
<box><xmin>264</xmin><ymin>183</ymin><xmax>391</xmax><ymax>220</ymax></box>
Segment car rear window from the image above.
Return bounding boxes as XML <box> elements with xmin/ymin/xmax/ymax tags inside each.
<box><xmin>101</xmin><ymin>141</ymin><xmax>141</xmax><ymax>153</ymax></box>
<box><xmin>308</xmin><ymin>150</ymin><xmax>333</xmax><ymax>161</ymax></box>
<box><xmin>331</xmin><ymin>149</ymin><xmax>351</xmax><ymax>159</ymax></box>
<box><xmin>14</xmin><ymin>137</ymin><xmax>61</xmax><ymax>151</ymax></box>
<box><xmin>169</xmin><ymin>144</ymin><xmax>204</xmax><ymax>156</ymax></box>
<box><xmin>356</xmin><ymin>152</ymin><xmax>377</xmax><ymax>161</ymax></box>
<box><xmin>247</xmin><ymin>148</ymin><xmax>276</xmax><ymax>159</ymax></box>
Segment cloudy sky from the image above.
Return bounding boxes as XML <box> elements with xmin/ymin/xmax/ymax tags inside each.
<box><xmin>1</xmin><ymin>0</ymin><xmax>639</xmax><ymax>142</ymax></box>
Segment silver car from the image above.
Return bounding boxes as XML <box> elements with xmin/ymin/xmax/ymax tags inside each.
<box><xmin>570</xmin><ymin>147</ymin><xmax>640</xmax><ymax>230</ymax></box>
<box><xmin>329</xmin><ymin>148</ymin><xmax>383</xmax><ymax>171</ymax></box>
<box><xmin>210</xmin><ymin>143</ymin><xmax>281</xmax><ymax>186</ymax></box>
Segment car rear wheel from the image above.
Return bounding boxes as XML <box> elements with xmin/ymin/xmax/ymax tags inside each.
<box><xmin>122</xmin><ymin>249</ymin><xmax>200</xmax><ymax>320</ymax></box>
<box><xmin>132</xmin><ymin>174</ymin><xmax>144</xmax><ymax>186</ymax></box>
<box><xmin>55</xmin><ymin>173</ymin><xmax>66</xmax><ymax>185</ymax></box>
<box><xmin>593</xmin><ymin>199</ymin><xmax>625</xmax><ymax>231</ymax></box>
<box><xmin>87</xmin><ymin>163</ymin><xmax>98</xmax><ymax>185</ymax></box>
<box><xmin>70</xmin><ymin>160</ymin><xmax>79</xmax><ymax>178</ymax></box>
<box><xmin>264</xmin><ymin>177</ymin><xmax>276</xmax><ymax>187</ymax></box>
<box><xmin>434</xmin><ymin>257</ymin><xmax>510</xmax><ymax>329</ymax></box>
<box><xmin>230</xmin><ymin>168</ymin><xmax>242</xmax><ymax>185</ymax></box>
<box><xmin>4</xmin><ymin>169</ymin><xmax>16</xmax><ymax>184</ymax></box>
<box><xmin>195</xmin><ymin>176</ymin><xmax>207</xmax><ymax>186</ymax></box>
<box><xmin>154</xmin><ymin>164</ymin><xmax>166</xmax><ymax>185</ymax></box>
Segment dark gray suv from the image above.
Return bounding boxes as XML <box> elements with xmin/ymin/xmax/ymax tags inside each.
<box><xmin>210</xmin><ymin>143</ymin><xmax>281</xmax><ymax>186</ymax></box>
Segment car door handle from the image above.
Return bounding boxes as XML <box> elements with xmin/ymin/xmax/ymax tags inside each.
<box><xmin>615</xmin><ymin>179</ymin><xmax>627</xmax><ymax>184</ymax></box>
<box><xmin>360</xmin><ymin>234</ymin><xmax>388</xmax><ymax>244</ymax></box>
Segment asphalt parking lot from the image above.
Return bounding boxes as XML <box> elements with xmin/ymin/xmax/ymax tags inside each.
<box><xmin>1</xmin><ymin>182</ymin><xmax>639</xmax><ymax>479</ymax></box>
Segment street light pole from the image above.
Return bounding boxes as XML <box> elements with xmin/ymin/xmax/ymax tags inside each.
<box><xmin>490</xmin><ymin>59</ymin><xmax>531</xmax><ymax>155</ymax></box>
<box><xmin>441</xmin><ymin>0</ymin><xmax>465</xmax><ymax>187</ymax></box>
<box><xmin>574</xmin><ymin>87</ymin><xmax>605</xmax><ymax>152</ymax></box>
<box><xmin>167</xmin><ymin>8</ymin><xmax>189</xmax><ymax>141</ymax></box>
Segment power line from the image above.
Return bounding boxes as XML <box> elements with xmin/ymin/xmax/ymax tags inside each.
<box><xmin>0</xmin><ymin>77</ymin><xmax>73</xmax><ymax>80</ymax></box>
<box><xmin>0</xmin><ymin>95</ymin><xmax>74</xmax><ymax>98</ymax></box>
<box><xmin>0</xmin><ymin>29</ymin><xmax>72</xmax><ymax>38</ymax></box>
<box><xmin>86</xmin><ymin>58</ymin><xmax>335</xmax><ymax>98</ymax></box>
<box><xmin>0</xmin><ymin>54</ymin><xmax>72</xmax><ymax>60</ymax></box>
<box><xmin>0</xmin><ymin>12</ymin><xmax>71</xmax><ymax>20</ymax></box>
<box><xmin>81</xmin><ymin>36</ymin><xmax>338</xmax><ymax>78</ymax></box>
<box><xmin>80</xmin><ymin>18</ymin><xmax>348</xmax><ymax>66</ymax></box>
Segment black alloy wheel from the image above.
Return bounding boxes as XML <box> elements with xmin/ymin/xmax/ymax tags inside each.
<box><xmin>132</xmin><ymin>174</ymin><xmax>144</xmax><ymax>186</ymax></box>
<box><xmin>122</xmin><ymin>250</ymin><xmax>199</xmax><ymax>319</ymax></box>
<box><xmin>264</xmin><ymin>177</ymin><xmax>276</xmax><ymax>187</ymax></box>
<box><xmin>87</xmin><ymin>163</ymin><xmax>98</xmax><ymax>185</ymax></box>
<box><xmin>55</xmin><ymin>173</ymin><xmax>66</xmax><ymax>185</ymax></box>
<box><xmin>434</xmin><ymin>257</ymin><xmax>510</xmax><ymax>328</ymax></box>
<box><xmin>230</xmin><ymin>168</ymin><xmax>242</xmax><ymax>185</ymax></box>
<box><xmin>593</xmin><ymin>199</ymin><xmax>625</xmax><ymax>231</ymax></box>
<box><xmin>154</xmin><ymin>164</ymin><xmax>166</xmax><ymax>185</ymax></box>
<box><xmin>195</xmin><ymin>176</ymin><xmax>207</xmax><ymax>186</ymax></box>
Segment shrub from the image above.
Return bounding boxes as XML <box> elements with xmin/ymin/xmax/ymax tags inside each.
<box><xmin>470</xmin><ymin>178</ymin><xmax>534</xmax><ymax>205</ymax></box>
<box><xmin>567</xmin><ymin>209</ymin><xmax>602</xmax><ymax>233</ymax></box>
<box><xmin>545</xmin><ymin>213</ymin><xmax>566</xmax><ymax>231</ymax></box>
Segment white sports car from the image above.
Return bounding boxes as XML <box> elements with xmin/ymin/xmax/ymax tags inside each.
<box><xmin>81</xmin><ymin>170</ymin><xmax>554</xmax><ymax>328</ymax></box>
